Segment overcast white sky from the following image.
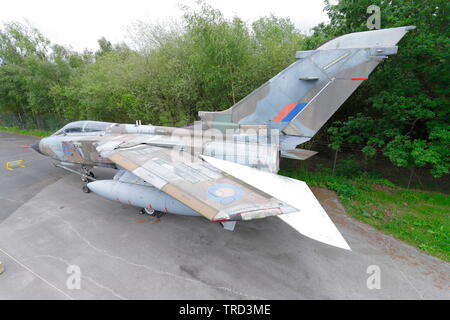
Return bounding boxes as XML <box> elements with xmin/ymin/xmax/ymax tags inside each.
<box><xmin>0</xmin><ymin>0</ymin><xmax>329</xmax><ymax>52</ymax></box>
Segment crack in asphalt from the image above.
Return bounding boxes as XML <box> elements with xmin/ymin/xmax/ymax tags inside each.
<box><xmin>46</xmin><ymin>212</ymin><xmax>266</xmax><ymax>300</ymax></box>
<box><xmin>34</xmin><ymin>254</ymin><xmax>127</xmax><ymax>300</ymax></box>
<box><xmin>0</xmin><ymin>247</ymin><xmax>74</xmax><ymax>300</ymax></box>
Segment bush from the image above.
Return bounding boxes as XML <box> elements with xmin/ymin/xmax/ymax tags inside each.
<box><xmin>326</xmin><ymin>180</ymin><xmax>360</xmax><ymax>199</ymax></box>
<box><xmin>335</xmin><ymin>159</ymin><xmax>362</xmax><ymax>177</ymax></box>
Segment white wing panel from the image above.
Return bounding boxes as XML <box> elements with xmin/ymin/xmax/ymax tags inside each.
<box><xmin>201</xmin><ymin>155</ymin><xmax>351</xmax><ymax>250</ymax></box>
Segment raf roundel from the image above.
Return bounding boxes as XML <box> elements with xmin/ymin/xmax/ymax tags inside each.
<box><xmin>207</xmin><ymin>184</ymin><xmax>244</xmax><ymax>204</ymax></box>
<box><xmin>63</xmin><ymin>145</ymin><xmax>71</xmax><ymax>155</ymax></box>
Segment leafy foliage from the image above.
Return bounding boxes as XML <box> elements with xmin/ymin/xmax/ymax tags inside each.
<box><xmin>320</xmin><ymin>0</ymin><xmax>449</xmax><ymax>177</ymax></box>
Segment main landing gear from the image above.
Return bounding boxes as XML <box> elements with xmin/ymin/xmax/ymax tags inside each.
<box><xmin>139</xmin><ymin>208</ymin><xmax>165</xmax><ymax>218</ymax></box>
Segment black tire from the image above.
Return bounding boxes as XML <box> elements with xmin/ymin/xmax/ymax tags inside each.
<box><xmin>82</xmin><ymin>185</ymin><xmax>91</xmax><ymax>193</ymax></box>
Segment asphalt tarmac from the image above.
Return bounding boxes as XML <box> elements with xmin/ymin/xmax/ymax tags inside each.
<box><xmin>0</xmin><ymin>131</ymin><xmax>448</xmax><ymax>299</ymax></box>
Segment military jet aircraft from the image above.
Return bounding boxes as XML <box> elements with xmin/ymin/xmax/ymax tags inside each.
<box><xmin>30</xmin><ymin>26</ymin><xmax>415</xmax><ymax>251</ymax></box>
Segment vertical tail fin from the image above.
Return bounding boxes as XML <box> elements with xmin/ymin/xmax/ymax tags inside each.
<box><xmin>199</xmin><ymin>26</ymin><xmax>415</xmax><ymax>143</ymax></box>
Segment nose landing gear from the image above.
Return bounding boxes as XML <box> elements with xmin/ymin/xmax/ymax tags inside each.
<box><xmin>53</xmin><ymin>163</ymin><xmax>96</xmax><ymax>193</ymax></box>
<box><xmin>82</xmin><ymin>185</ymin><xmax>91</xmax><ymax>193</ymax></box>
<box><xmin>81</xmin><ymin>166</ymin><xmax>95</xmax><ymax>182</ymax></box>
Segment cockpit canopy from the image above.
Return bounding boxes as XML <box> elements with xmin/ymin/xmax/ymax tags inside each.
<box><xmin>53</xmin><ymin>121</ymin><xmax>114</xmax><ymax>136</ymax></box>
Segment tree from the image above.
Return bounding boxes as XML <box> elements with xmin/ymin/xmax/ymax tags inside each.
<box><xmin>0</xmin><ymin>22</ymin><xmax>78</xmax><ymax>127</ymax></box>
<box><xmin>51</xmin><ymin>47</ymin><xmax>143</xmax><ymax>123</ymax></box>
<box><xmin>317</xmin><ymin>0</ymin><xmax>449</xmax><ymax>177</ymax></box>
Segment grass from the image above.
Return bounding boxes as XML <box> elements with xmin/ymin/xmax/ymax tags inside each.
<box><xmin>0</xmin><ymin>125</ymin><xmax>51</xmax><ymax>137</ymax></box>
<box><xmin>281</xmin><ymin>167</ymin><xmax>450</xmax><ymax>261</ymax></box>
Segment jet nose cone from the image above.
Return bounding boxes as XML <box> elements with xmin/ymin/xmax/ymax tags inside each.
<box><xmin>31</xmin><ymin>140</ymin><xmax>43</xmax><ymax>155</ymax></box>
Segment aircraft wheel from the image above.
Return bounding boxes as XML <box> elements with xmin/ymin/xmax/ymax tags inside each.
<box><xmin>82</xmin><ymin>185</ymin><xmax>91</xmax><ymax>193</ymax></box>
<box><xmin>140</xmin><ymin>208</ymin><xmax>155</xmax><ymax>215</ymax></box>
